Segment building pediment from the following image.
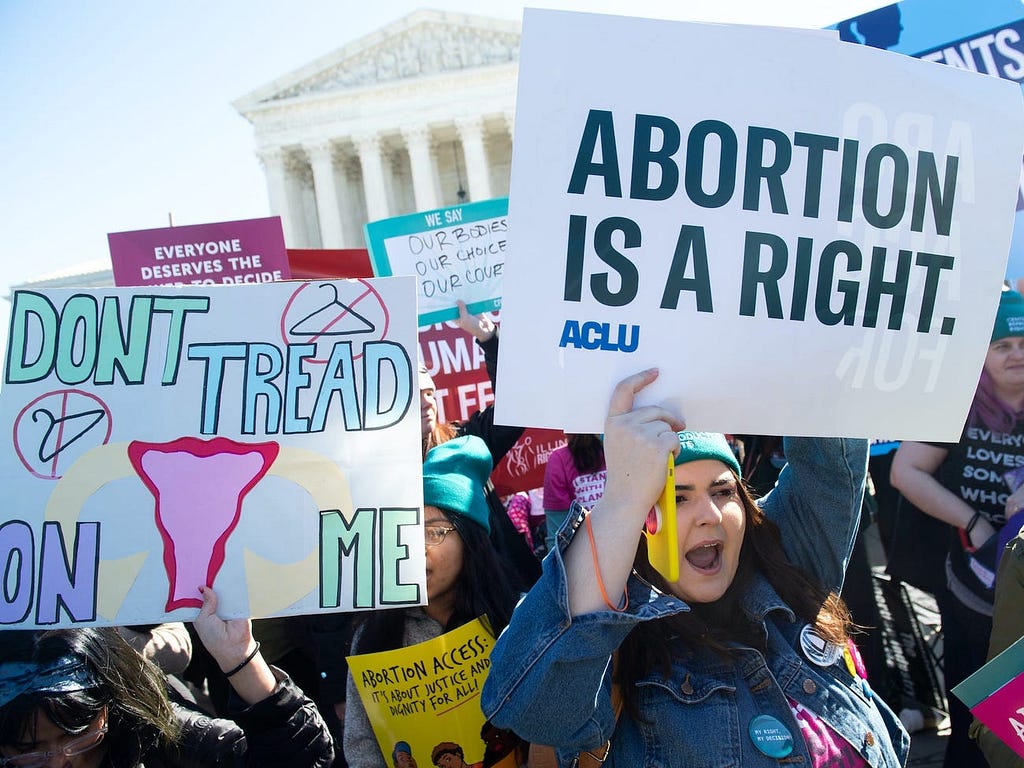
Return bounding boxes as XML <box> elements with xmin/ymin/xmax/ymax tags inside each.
<box><xmin>235</xmin><ymin>9</ymin><xmax>519</xmax><ymax>110</ymax></box>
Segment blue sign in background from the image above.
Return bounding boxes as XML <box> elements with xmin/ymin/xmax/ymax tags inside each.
<box><xmin>831</xmin><ymin>0</ymin><xmax>1024</xmax><ymax>277</ymax></box>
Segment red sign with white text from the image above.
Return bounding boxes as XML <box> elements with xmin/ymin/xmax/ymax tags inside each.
<box><xmin>108</xmin><ymin>216</ymin><xmax>291</xmax><ymax>287</ymax></box>
<box><xmin>418</xmin><ymin>318</ymin><xmax>563</xmax><ymax>495</ymax></box>
<box><xmin>491</xmin><ymin>427</ymin><xmax>566</xmax><ymax>497</ymax></box>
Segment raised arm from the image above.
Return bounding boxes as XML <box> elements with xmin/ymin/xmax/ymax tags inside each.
<box><xmin>190</xmin><ymin>586</ymin><xmax>334</xmax><ymax>767</ymax></box>
<box><xmin>891</xmin><ymin>441</ymin><xmax>996</xmax><ymax>549</ymax></box>
<box><xmin>482</xmin><ymin>370</ymin><xmax>683</xmax><ymax>750</ymax></box>
<box><xmin>758</xmin><ymin>436</ymin><xmax>868</xmax><ymax>592</ymax></box>
<box><xmin>563</xmin><ymin>369</ymin><xmax>681</xmax><ymax>616</ymax></box>
<box><xmin>193</xmin><ymin>586</ymin><xmax>278</xmax><ymax>705</ymax></box>
<box><xmin>454</xmin><ymin>300</ymin><xmax>524</xmax><ymax>462</ymax></box>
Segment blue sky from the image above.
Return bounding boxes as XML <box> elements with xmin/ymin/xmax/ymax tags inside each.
<box><xmin>0</xmin><ymin>0</ymin><xmax>883</xmax><ymax>304</ymax></box>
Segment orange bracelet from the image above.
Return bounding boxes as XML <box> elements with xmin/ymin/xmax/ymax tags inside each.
<box><xmin>584</xmin><ymin>511</ymin><xmax>629</xmax><ymax>612</ymax></box>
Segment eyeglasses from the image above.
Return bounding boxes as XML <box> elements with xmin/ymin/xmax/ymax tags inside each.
<box><xmin>0</xmin><ymin>724</ymin><xmax>108</xmax><ymax>768</ymax></box>
<box><xmin>424</xmin><ymin>525</ymin><xmax>457</xmax><ymax>548</ymax></box>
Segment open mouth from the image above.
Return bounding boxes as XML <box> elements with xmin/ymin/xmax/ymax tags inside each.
<box><xmin>684</xmin><ymin>542</ymin><xmax>722</xmax><ymax>572</ymax></box>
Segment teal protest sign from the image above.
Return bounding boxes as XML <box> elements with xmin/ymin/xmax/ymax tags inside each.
<box><xmin>366</xmin><ymin>198</ymin><xmax>508</xmax><ymax>325</ymax></box>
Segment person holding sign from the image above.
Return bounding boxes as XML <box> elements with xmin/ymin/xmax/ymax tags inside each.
<box><xmin>344</xmin><ymin>436</ymin><xmax>521</xmax><ymax>768</ymax></box>
<box><xmin>421</xmin><ymin>300</ymin><xmax>541</xmax><ymax>590</ymax></box>
<box><xmin>891</xmin><ymin>288</ymin><xmax>1024</xmax><ymax>768</ymax></box>
<box><xmin>481</xmin><ymin>370</ymin><xmax>908</xmax><ymax>766</ymax></box>
<box><xmin>0</xmin><ymin>586</ymin><xmax>333</xmax><ymax>767</ymax></box>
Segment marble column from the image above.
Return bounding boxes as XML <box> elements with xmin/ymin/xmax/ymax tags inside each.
<box><xmin>354</xmin><ymin>133</ymin><xmax>390</xmax><ymax>222</ymax></box>
<box><xmin>306</xmin><ymin>141</ymin><xmax>345</xmax><ymax>248</ymax></box>
<box><xmin>456</xmin><ymin>116</ymin><xmax>492</xmax><ymax>202</ymax></box>
<box><xmin>402</xmin><ymin>125</ymin><xmax>440</xmax><ymax>212</ymax></box>
<box><xmin>504</xmin><ymin>111</ymin><xmax>515</xmax><ymax>144</ymax></box>
<box><xmin>257</xmin><ymin>147</ymin><xmax>302</xmax><ymax>246</ymax></box>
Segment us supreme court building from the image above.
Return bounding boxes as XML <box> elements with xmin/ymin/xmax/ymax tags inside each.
<box><xmin>233</xmin><ymin>9</ymin><xmax>520</xmax><ymax>250</ymax></box>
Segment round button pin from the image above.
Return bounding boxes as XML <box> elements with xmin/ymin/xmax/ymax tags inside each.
<box><xmin>748</xmin><ymin>714</ymin><xmax>794</xmax><ymax>758</ymax></box>
<box><xmin>800</xmin><ymin>624</ymin><xmax>842</xmax><ymax>667</ymax></box>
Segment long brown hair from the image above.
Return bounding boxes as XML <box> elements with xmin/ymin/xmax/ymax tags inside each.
<box><xmin>423</xmin><ymin>421</ymin><xmax>460</xmax><ymax>458</ymax></box>
<box><xmin>617</xmin><ymin>480</ymin><xmax>852</xmax><ymax>715</ymax></box>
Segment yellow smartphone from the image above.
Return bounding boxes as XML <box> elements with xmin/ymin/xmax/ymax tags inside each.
<box><xmin>643</xmin><ymin>455</ymin><xmax>678</xmax><ymax>582</ymax></box>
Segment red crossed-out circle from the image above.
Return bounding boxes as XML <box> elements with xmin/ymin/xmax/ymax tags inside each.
<box><xmin>279</xmin><ymin>279</ymin><xmax>391</xmax><ymax>365</ymax></box>
<box><xmin>13</xmin><ymin>389</ymin><xmax>113</xmax><ymax>480</ymax></box>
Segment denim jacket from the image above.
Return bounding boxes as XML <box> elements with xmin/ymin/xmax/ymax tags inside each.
<box><xmin>481</xmin><ymin>438</ymin><xmax>909</xmax><ymax>767</ymax></box>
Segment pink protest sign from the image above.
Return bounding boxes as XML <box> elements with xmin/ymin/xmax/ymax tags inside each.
<box><xmin>970</xmin><ymin>671</ymin><xmax>1024</xmax><ymax>759</ymax></box>
<box><xmin>108</xmin><ymin>216</ymin><xmax>291</xmax><ymax>287</ymax></box>
<box><xmin>954</xmin><ymin>635</ymin><xmax>1024</xmax><ymax>759</ymax></box>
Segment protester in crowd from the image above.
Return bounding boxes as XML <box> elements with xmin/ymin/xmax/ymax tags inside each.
<box><xmin>420</xmin><ymin>300</ymin><xmax>540</xmax><ymax>587</ymax></box>
<box><xmin>481</xmin><ymin>369</ymin><xmax>909</xmax><ymax>766</ymax></box>
<box><xmin>542</xmin><ymin>434</ymin><xmax>606</xmax><ymax>553</ymax></box>
<box><xmin>315</xmin><ymin>303</ymin><xmax>539</xmax><ymax>761</ymax></box>
<box><xmin>891</xmin><ymin>288</ymin><xmax>1024</xmax><ymax>768</ymax></box>
<box><xmin>502</xmin><ymin>491</ymin><xmax>542</xmax><ymax>555</ymax></box>
<box><xmin>344</xmin><ymin>436</ymin><xmax>521</xmax><ymax>768</ymax></box>
<box><xmin>0</xmin><ymin>586</ymin><xmax>333</xmax><ymax>768</ymax></box>
<box><xmin>969</xmin><ymin>521</ymin><xmax>1024</xmax><ymax>767</ymax></box>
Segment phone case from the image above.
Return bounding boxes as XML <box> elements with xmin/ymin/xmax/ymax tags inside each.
<box><xmin>644</xmin><ymin>456</ymin><xmax>679</xmax><ymax>582</ymax></box>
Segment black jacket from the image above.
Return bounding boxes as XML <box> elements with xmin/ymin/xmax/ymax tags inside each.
<box><xmin>142</xmin><ymin>668</ymin><xmax>333</xmax><ymax>768</ymax></box>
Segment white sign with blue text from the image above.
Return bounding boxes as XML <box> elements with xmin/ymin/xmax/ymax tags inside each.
<box><xmin>495</xmin><ymin>10</ymin><xmax>1024</xmax><ymax>440</ymax></box>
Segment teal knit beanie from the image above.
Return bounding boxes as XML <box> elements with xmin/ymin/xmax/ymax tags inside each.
<box><xmin>423</xmin><ymin>435</ymin><xmax>492</xmax><ymax>533</ymax></box>
<box><xmin>992</xmin><ymin>290</ymin><xmax>1024</xmax><ymax>342</ymax></box>
<box><xmin>674</xmin><ymin>431</ymin><xmax>741</xmax><ymax>475</ymax></box>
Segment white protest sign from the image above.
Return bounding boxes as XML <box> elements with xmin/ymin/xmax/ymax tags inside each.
<box><xmin>495</xmin><ymin>10</ymin><xmax>1024</xmax><ymax>440</ymax></box>
<box><xmin>0</xmin><ymin>278</ymin><xmax>426</xmax><ymax>628</ymax></box>
<box><xmin>366</xmin><ymin>198</ymin><xmax>508</xmax><ymax>325</ymax></box>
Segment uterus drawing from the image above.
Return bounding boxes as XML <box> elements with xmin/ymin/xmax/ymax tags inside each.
<box><xmin>127</xmin><ymin>437</ymin><xmax>279</xmax><ymax>611</ymax></box>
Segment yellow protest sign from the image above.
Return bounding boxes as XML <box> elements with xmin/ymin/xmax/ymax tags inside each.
<box><xmin>347</xmin><ymin>617</ymin><xmax>521</xmax><ymax>767</ymax></box>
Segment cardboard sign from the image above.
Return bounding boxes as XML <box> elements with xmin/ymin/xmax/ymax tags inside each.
<box><xmin>366</xmin><ymin>199</ymin><xmax>508</xmax><ymax>325</ymax></box>
<box><xmin>108</xmin><ymin>216</ymin><xmax>291</xmax><ymax>288</ymax></box>
<box><xmin>953</xmin><ymin>634</ymin><xmax>1024</xmax><ymax>759</ymax></box>
<box><xmin>495</xmin><ymin>11</ymin><xmax>1024</xmax><ymax>439</ymax></box>
<box><xmin>347</xmin><ymin>618</ymin><xmax>518</xmax><ymax>768</ymax></box>
<box><xmin>831</xmin><ymin>0</ymin><xmax>1024</xmax><ymax>279</ymax></box>
<box><xmin>0</xmin><ymin>278</ymin><xmax>425</xmax><ymax>628</ymax></box>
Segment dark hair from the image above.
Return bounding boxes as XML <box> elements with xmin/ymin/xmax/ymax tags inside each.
<box><xmin>354</xmin><ymin>513</ymin><xmax>518</xmax><ymax>655</ymax></box>
<box><xmin>566</xmin><ymin>434</ymin><xmax>605</xmax><ymax>475</ymax></box>
<box><xmin>617</xmin><ymin>480</ymin><xmax>852</xmax><ymax>716</ymax></box>
<box><xmin>0</xmin><ymin>628</ymin><xmax>178</xmax><ymax>767</ymax></box>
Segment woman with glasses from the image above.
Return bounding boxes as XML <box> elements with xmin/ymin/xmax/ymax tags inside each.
<box><xmin>0</xmin><ymin>587</ymin><xmax>333</xmax><ymax>768</ymax></box>
<box><xmin>343</xmin><ymin>436</ymin><xmax>520</xmax><ymax>768</ymax></box>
